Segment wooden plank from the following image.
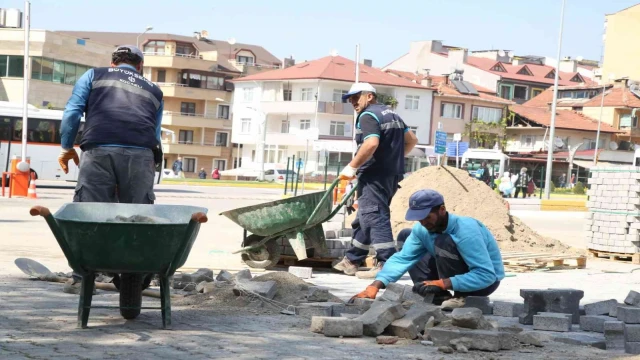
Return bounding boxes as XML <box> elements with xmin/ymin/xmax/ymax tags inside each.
<box><xmin>501</xmin><ymin>253</ymin><xmax>551</xmax><ymax>260</ymax></box>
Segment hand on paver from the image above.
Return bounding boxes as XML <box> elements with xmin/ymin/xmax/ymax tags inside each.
<box><xmin>58</xmin><ymin>148</ymin><xmax>80</xmax><ymax>174</ymax></box>
<box><xmin>412</xmin><ymin>279</ymin><xmax>448</xmax><ymax>296</ymax></box>
<box><xmin>348</xmin><ymin>285</ymin><xmax>379</xmax><ymax>303</ymax></box>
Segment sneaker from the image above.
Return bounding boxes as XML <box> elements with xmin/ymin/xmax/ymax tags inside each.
<box><xmin>441</xmin><ymin>297</ymin><xmax>466</xmax><ymax>310</ymax></box>
<box><xmin>432</xmin><ymin>290</ymin><xmax>453</xmax><ymax>306</ymax></box>
<box><xmin>355</xmin><ymin>261</ymin><xmax>384</xmax><ymax>279</ymax></box>
<box><xmin>63</xmin><ymin>279</ymin><xmax>96</xmax><ymax>295</ymax></box>
<box><xmin>333</xmin><ymin>257</ymin><xmax>359</xmax><ymax>276</ymax></box>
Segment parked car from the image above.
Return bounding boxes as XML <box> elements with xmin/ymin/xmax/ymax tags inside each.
<box><xmin>263</xmin><ymin>169</ymin><xmax>297</xmax><ymax>183</ymax></box>
<box><xmin>161</xmin><ymin>169</ymin><xmax>178</xmax><ymax>179</ymax></box>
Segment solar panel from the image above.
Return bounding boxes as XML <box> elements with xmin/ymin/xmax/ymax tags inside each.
<box><xmin>451</xmin><ymin>80</ymin><xmax>479</xmax><ymax>95</ymax></box>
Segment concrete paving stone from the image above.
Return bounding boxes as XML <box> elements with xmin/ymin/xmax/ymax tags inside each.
<box><xmin>323</xmin><ymin>318</ymin><xmax>363</xmax><ymax>337</ymax></box>
<box><xmin>215</xmin><ymin>270</ymin><xmax>234</xmax><ymax>282</ymax></box>
<box><xmin>305</xmin><ymin>286</ymin><xmax>330</xmax><ymax>302</ymax></box>
<box><xmin>517</xmin><ymin>331</ymin><xmax>547</xmax><ymax>347</ymax></box>
<box><xmin>610</xmin><ymin>304</ymin><xmax>622</xmax><ymax>318</ymax></box>
<box><xmin>450</xmin><ymin>307</ymin><xmax>483</xmax><ymax>329</ymax></box>
<box><xmin>387</xmin><ymin>303</ymin><xmax>441</xmax><ymax>339</ymax></box>
<box><xmin>625</xmin><ymin>290</ymin><xmax>640</xmax><ymax>307</ymax></box>
<box><xmin>288</xmin><ymin>266</ymin><xmax>313</xmax><ymax>279</ymax></box>
<box><xmin>618</xmin><ymin>306</ymin><xmax>640</xmax><ymax>324</ymax></box>
<box><xmin>579</xmin><ymin>315</ymin><xmax>613</xmax><ymax>333</ymax></box>
<box><xmin>340</xmin><ymin>313</ymin><xmax>360</xmax><ymax>319</ymax></box>
<box><xmin>332</xmin><ymin>304</ymin><xmax>361</xmax><ymax>316</ymax></box>
<box><xmin>519</xmin><ymin>288</ymin><xmax>584</xmax><ymax>325</ymax></box>
<box><xmin>426</xmin><ymin>328</ymin><xmax>502</xmax><ymax>352</ymax></box>
<box><xmin>325</xmin><ymin>230</ymin><xmax>337</xmax><ymax>239</ymax></box>
<box><xmin>550</xmin><ymin>332</ymin><xmax>607</xmax><ymax>350</ymax></box>
<box><xmin>234</xmin><ymin>269</ymin><xmax>252</xmax><ymax>282</ymax></box>
<box><xmin>376</xmin><ymin>335</ymin><xmax>399</xmax><ymax>344</ymax></box>
<box><xmin>233</xmin><ymin>280</ymin><xmax>277</xmax><ymax>299</ymax></box>
<box><xmin>379</xmin><ymin>282</ymin><xmax>405</xmax><ymax>302</ymax></box>
<box><xmin>584</xmin><ymin>299</ymin><xmax>618</xmax><ymax>316</ymax></box>
<box><xmin>493</xmin><ymin>301</ymin><xmax>524</xmax><ymax>317</ymax></box>
<box><xmin>605</xmin><ymin>320</ymin><xmax>625</xmax><ymax>351</ymax></box>
<box><xmin>310</xmin><ymin>316</ymin><xmax>333</xmax><ymax>333</ymax></box>
<box><xmin>533</xmin><ymin>314</ymin><xmax>572</xmax><ymax>332</ymax></box>
<box><xmin>297</xmin><ymin>302</ymin><xmax>344</xmax><ymax>318</ymax></box>
<box><xmin>626</xmin><ymin>341</ymin><xmax>640</xmax><ymax>354</ymax></box>
<box><xmin>191</xmin><ymin>268</ymin><xmax>214</xmax><ymax>283</ymax></box>
<box><xmin>356</xmin><ymin>301</ymin><xmax>406</xmax><ymax>337</ymax></box>
<box><xmin>462</xmin><ymin>296</ymin><xmax>493</xmax><ymax>315</ymax></box>
<box><xmin>625</xmin><ymin>324</ymin><xmax>640</xmax><ymax>342</ymax></box>
<box><xmin>351</xmin><ymin>297</ymin><xmax>375</xmax><ymax>312</ymax></box>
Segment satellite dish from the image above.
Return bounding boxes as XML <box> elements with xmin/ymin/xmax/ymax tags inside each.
<box><xmin>201</xmin><ymin>30</ymin><xmax>209</xmax><ymax>38</ymax></box>
<box><xmin>507</xmin><ymin>51</ymin><xmax>514</xmax><ymax>58</ymax></box>
<box><xmin>330</xmin><ymin>49</ymin><xmax>338</xmax><ymax>57</ymax></box>
<box><xmin>498</xmin><ymin>50</ymin><xmax>506</xmax><ymax>57</ymax></box>
<box><xmin>576</xmin><ymin>56</ymin><xmax>584</xmax><ymax>61</ymax></box>
<box><xmin>554</xmin><ymin>137</ymin><xmax>565</xmax><ymax>148</ymax></box>
<box><xmin>227</xmin><ymin>37</ymin><xmax>236</xmax><ymax>45</ymax></box>
<box><xmin>609</xmin><ymin>141</ymin><xmax>619</xmax><ymax>150</ymax></box>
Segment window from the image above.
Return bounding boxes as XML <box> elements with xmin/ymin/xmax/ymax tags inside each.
<box><xmin>180</xmin><ymin>102</ymin><xmax>196</xmax><ymax>116</ymax></box>
<box><xmin>513</xmin><ymin>85</ymin><xmax>528</xmax><ymax>100</ymax></box>
<box><xmin>40</xmin><ymin>58</ymin><xmax>53</xmax><ymax>81</ymax></box>
<box><xmin>472</xmin><ymin>106</ymin><xmax>503</xmax><ymax>123</ymax></box>
<box><xmin>499</xmin><ymin>84</ymin><xmax>513</xmax><ymax>100</ymax></box>
<box><xmin>143</xmin><ymin>41</ymin><xmax>166</xmax><ymax>55</ymax></box>
<box><xmin>333</xmin><ymin>89</ymin><xmax>348</xmax><ymax>103</ymax></box>
<box><xmin>215</xmin><ymin>132</ymin><xmax>229</xmax><ymax>147</ymax></box>
<box><xmin>517</xmin><ymin>66</ymin><xmax>533</xmax><ymax>76</ymax></box>
<box><xmin>7</xmin><ymin>118</ymin><xmax>58</xmax><ymax>143</ymax></box>
<box><xmin>31</xmin><ymin>57</ymin><xmax>42</xmax><ymax>80</ymax></box>
<box><xmin>183</xmin><ymin>158</ymin><xmax>196</xmax><ymax>173</ymax></box>
<box><xmin>299</xmin><ymin>119</ymin><xmax>311</xmax><ymax>130</ymax></box>
<box><xmin>570</xmin><ymin>74</ymin><xmax>583</xmax><ymax>82</ymax></box>
<box><xmin>584</xmin><ymin>138</ymin><xmax>605</xmax><ymax>150</ymax></box>
<box><xmin>330</xmin><ymin>121</ymin><xmax>346</xmax><ymax>136</ymax></box>
<box><xmin>491</xmin><ymin>63</ymin><xmax>506</xmax><ymax>72</ymax></box>
<box><xmin>263</xmin><ymin>145</ymin><xmax>288</xmax><ymax>163</ymax></box>
<box><xmin>213</xmin><ymin>159</ymin><xmax>226</xmax><ymax>171</ymax></box>
<box><xmin>441</xmin><ymin>103</ymin><xmax>463</xmax><ymax>119</ymax></box>
<box><xmin>176</xmin><ymin>42</ymin><xmax>197</xmax><ymax>56</ymax></box>
<box><xmin>521</xmin><ymin>135</ymin><xmax>535</xmax><ymax>148</ymax></box>
<box><xmin>620</xmin><ymin>114</ymin><xmax>637</xmax><ymax>128</ymax></box>
<box><xmin>157</xmin><ymin>70</ymin><xmax>166</xmax><ymax>83</ymax></box>
<box><xmin>283</xmin><ymin>89</ymin><xmax>292</xmax><ymax>101</ymax></box>
<box><xmin>178</xmin><ymin>130</ymin><xmax>194</xmax><ymax>144</ymax></box>
<box><xmin>545</xmin><ymin>70</ymin><xmax>556</xmax><ymax>79</ymax></box>
<box><xmin>301</xmin><ymin>88</ymin><xmax>313</xmax><ymax>101</ymax></box>
<box><xmin>64</xmin><ymin>63</ymin><xmax>76</xmax><ymax>85</ymax></box>
<box><xmin>531</xmin><ymin>88</ymin><xmax>544</xmax><ymax>98</ymax></box>
<box><xmin>405</xmin><ymin>95</ymin><xmax>420</xmax><ymax>110</ymax></box>
<box><xmin>76</xmin><ymin>65</ymin><xmax>88</xmax><ymax>81</ymax></box>
<box><xmin>243</xmin><ymin>88</ymin><xmax>254</xmax><ymax>102</ymax></box>
<box><xmin>241</xmin><ymin>118</ymin><xmax>251</xmax><ymax>133</ymax></box>
<box><xmin>0</xmin><ymin>56</ymin><xmax>6</xmax><ymax>77</ymax></box>
<box><xmin>206</xmin><ymin>76</ymin><xmax>224</xmax><ymax>90</ymax></box>
<box><xmin>217</xmin><ymin>105</ymin><xmax>230</xmax><ymax>119</ymax></box>
<box><xmin>236</xmin><ymin>55</ymin><xmax>254</xmax><ymax>65</ymax></box>
<box><xmin>281</xmin><ymin>120</ymin><xmax>290</xmax><ymax>133</ymax></box>
<box><xmin>6</xmin><ymin>56</ymin><xmax>24</xmax><ymax>77</ymax></box>
<box><xmin>53</xmin><ymin>60</ymin><xmax>65</xmax><ymax>83</ymax></box>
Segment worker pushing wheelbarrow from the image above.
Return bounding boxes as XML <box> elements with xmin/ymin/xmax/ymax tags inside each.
<box><xmin>31</xmin><ymin>203</ymin><xmax>208</xmax><ymax>329</ymax></box>
<box><xmin>221</xmin><ymin>178</ymin><xmax>357</xmax><ymax>268</ymax></box>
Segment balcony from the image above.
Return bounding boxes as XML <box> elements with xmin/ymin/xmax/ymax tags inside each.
<box><xmin>143</xmin><ymin>52</ymin><xmax>216</xmax><ymax>72</ymax></box>
<box><xmin>317</xmin><ymin>101</ymin><xmax>354</xmax><ymax>116</ymax></box>
<box><xmin>261</xmin><ymin>101</ymin><xmax>317</xmax><ymax>114</ymax></box>
<box><xmin>162</xmin><ymin>141</ymin><xmax>223</xmax><ymax>157</ymax></box>
<box><xmin>162</xmin><ymin>111</ymin><xmax>230</xmax><ymax>129</ymax></box>
<box><xmin>156</xmin><ymin>82</ymin><xmax>228</xmax><ymax>101</ymax></box>
<box><xmin>227</xmin><ymin>59</ymin><xmax>281</xmax><ymax>74</ymax></box>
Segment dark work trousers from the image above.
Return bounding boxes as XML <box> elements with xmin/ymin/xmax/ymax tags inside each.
<box><xmin>72</xmin><ymin>146</ymin><xmax>156</xmax><ymax>281</ymax></box>
<box><xmin>345</xmin><ymin>173</ymin><xmax>401</xmax><ymax>264</ymax></box>
<box><xmin>396</xmin><ymin>229</ymin><xmax>500</xmax><ymax>298</ymax></box>
<box><xmin>514</xmin><ymin>187</ymin><xmax>527</xmax><ymax>199</ymax></box>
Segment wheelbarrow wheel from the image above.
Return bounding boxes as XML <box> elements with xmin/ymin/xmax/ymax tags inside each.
<box><xmin>241</xmin><ymin>234</ymin><xmax>281</xmax><ymax>269</ymax></box>
<box><xmin>119</xmin><ymin>273</ymin><xmax>143</xmax><ymax>320</ymax></box>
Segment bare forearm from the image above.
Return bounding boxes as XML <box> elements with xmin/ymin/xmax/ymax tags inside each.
<box><xmin>403</xmin><ymin>131</ymin><xmax>418</xmax><ymax>156</ymax></box>
<box><xmin>350</xmin><ymin>141</ymin><xmax>378</xmax><ymax>168</ymax></box>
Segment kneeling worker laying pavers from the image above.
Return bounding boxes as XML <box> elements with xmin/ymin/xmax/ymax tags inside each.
<box><xmin>350</xmin><ymin>189</ymin><xmax>505</xmax><ymax>309</ymax></box>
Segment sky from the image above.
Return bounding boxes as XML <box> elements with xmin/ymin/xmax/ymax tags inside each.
<box><xmin>3</xmin><ymin>0</ymin><xmax>639</xmax><ymax>67</ymax></box>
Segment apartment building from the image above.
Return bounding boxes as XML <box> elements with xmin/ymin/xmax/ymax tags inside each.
<box><xmin>59</xmin><ymin>31</ymin><xmax>281</xmax><ymax>177</ymax></box>
<box><xmin>384</xmin><ymin>41</ymin><xmax>594</xmax><ymax>105</ymax></box>
<box><xmin>601</xmin><ymin>4</ymin><xmax>640</xmax><ymax>83</ymax></box>
<box><xmin>230</xmin><ymin>55</ymin><xmax>434</xmax><ymax>174</ymax></box>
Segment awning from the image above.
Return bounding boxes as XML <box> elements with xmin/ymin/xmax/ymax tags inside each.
<box><xmin>573</xmin><ymin>160</ymin><xmax>623</xmax><ymax>169</ymax></box>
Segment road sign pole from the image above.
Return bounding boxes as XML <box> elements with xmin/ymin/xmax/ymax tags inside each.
<box><xmin>456</xmin><ymin>140</ymin><xmax>459</xmax><ymax>168</ymax></box>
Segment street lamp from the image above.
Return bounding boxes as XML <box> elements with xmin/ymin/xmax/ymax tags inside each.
<box><xmin>136</xmin><ymin>26</ymin><xmax>153</xmax><ymax>48</ymax></box>
<box><xmin>543</xmin><ymin>0</ymin><xmax>566</xmax><ymax>199</ymax></box>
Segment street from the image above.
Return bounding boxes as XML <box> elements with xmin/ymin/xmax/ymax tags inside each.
<box><xmin>0</xmin><ymin>184</ymin><xmax>638</xmax><ymax>359</ymax></box>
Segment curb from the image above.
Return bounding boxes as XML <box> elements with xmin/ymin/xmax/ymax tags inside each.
<box><xmin>540</xmin><ymin>200</ymin><xmax>587</xmax><ymax>212</ymax></box>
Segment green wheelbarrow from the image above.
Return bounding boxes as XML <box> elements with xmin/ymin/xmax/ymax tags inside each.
<box><xmin>30</xmin><ymin>203</ymin><xmax>208</xmax><ymax>329</ymax></box>
<box><xmin>221</xmin><ymin>178</ymin><xmax>357</xmax><ymax>268</ymax></box>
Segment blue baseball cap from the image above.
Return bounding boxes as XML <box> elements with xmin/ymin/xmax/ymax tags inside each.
<box><xmin>405</xmin><ymin>189</ymin><xmax>445</xmax><ymax>221</ymax></box>
<box><xmin>113</xmin><ymin>45</ymin><xmax>144</xmax><ymax>61</ymax></box>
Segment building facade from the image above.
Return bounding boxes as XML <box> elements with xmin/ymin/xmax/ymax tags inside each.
<box><xmin>601</xmin><ymin>4</ymin><xmax>640</xmax><ymax>83</ymax></box>
<box><xmin>231</xmin><ymin>55</ymin><xmax>434</xmax><ymax>175</ymax></box>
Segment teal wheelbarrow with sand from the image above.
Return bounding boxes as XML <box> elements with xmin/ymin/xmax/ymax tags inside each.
<box><xmin>220</xmin><ymin>178</ymin><xmax>357</xmax><ymax>268</ymax></box>
<box><xmin>30</xmin><ymin>203</ymin><xmax>208</xmax><ymax>329</ymax></box>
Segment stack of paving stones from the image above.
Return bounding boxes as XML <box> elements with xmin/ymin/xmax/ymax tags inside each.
<box><xmin>276</xmin><ymin>230</ymin><xmax>353</xmax><ymax>258</ymax></box>
<box><xmin>585</xmin><ymin>166</ymin><xmax>640</xmax><ymax>254</ymax></box>
<box><xmin>619</xmin><ymin>290</ymin><xmax>640</xmax><ymax>354</ymax></box>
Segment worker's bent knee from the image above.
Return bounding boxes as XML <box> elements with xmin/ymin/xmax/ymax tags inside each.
<box><xmin>397</xmin><ymin>228</ymin><xmax>412</xmax><ymax>246</ymax></box>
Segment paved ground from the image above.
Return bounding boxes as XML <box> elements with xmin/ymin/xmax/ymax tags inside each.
<box><xmin>0</xmin><ymin>184</ymin><xmax>638</xmax><ymax>359</ymax></box>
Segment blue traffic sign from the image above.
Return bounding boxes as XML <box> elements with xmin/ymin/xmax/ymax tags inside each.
<box><xmin>296</xmin><ymin>160</ymin><xmax>304</xmax><ymax>169</ymax></box>
<box><xmin>446</xmin><ymin>142</ymin><xmax>469</xmax><ymax>157</ymax></box>
<box><xmin>435</xmin><ymin>131</ymin><xmax>447</xmax><ymax>154</ymax></box>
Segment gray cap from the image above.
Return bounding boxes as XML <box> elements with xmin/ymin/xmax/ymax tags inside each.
<box><xmin>113</xmin><ymin>45</ymin><xmax>144</xmax><ymax>61</ymax></box>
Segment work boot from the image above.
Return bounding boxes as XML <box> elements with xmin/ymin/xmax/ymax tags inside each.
<box><xmin>432</xmin><ymin>289</ymin><xmax>453</xmax><ymax>306</ymax></box>
<box><xmin>441</xmin><ymin>297</ymin><xmax>466</xmax><ymax>310</ymax></box>
<box><xmin>333</xmin><ymin>257</ymin><xmax>359</xmax><ymax>276</ymax></box>
<box><xmin>355</xmin><ymin>261</ymin><xmax>384</xmax><ymax>279</ymax></box>
<box><xmin>63</xmin><ymin>279</ymin><xmax>96</xmax><ymax>295</ymax></box>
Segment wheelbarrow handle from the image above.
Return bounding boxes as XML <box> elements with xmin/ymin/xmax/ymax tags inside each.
<box><xmin>305</xmin><ymin>178</ymin><xmax>341</xmax><ymax>226</ymax></box>
<box><xmin>191</xmin><ymin>212</ymin><xmax>208</xmax><ymax>223</ymax></box>
<box><xmin>30</xmin><ymin>205</ymin><xmax>51</xmax><ymax>217</ymax></box>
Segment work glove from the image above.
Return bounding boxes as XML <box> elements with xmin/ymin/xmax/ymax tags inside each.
<box><xmin>339</xmin><ymin>165</ymin><xmax>357</xmax><ymax>180</ymax></box>
<box><xmin>348</xmin><ymin>285</ymin><xmax>379</xmax><ymax>303</ymax></box>
<box><xmin>58</xmin><ymin>148</ymin><xmax>80</xmax><ymax>174</ymax></box>
<box><xmin>412</xmin><ymin>279</ymin><xmax>447</xmax><ymax>297</ymax></box>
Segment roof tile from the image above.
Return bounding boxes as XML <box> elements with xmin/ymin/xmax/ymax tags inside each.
<box><xmin>511</xmin><ymin>104</ymin><xmax>619</xmax><ymax>133</ymax></box>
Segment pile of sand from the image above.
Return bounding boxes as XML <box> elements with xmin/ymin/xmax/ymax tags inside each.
<box><xmin>388</xmin><ymin>166</ymin><xmax>574</xmax><ymax>253</ymax></box>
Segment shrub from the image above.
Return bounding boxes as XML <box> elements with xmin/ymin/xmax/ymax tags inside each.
<box><xmin>573</xmin><ymin>181</ymin><xmax>585</xmax><ymax>195</ymax></box>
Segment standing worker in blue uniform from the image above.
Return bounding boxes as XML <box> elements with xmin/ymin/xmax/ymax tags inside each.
<box><xmin>333</xmin><ymin>82</ymin><xmax>418</xmax><ymax>279</ymax></box>
<box><xmin>350</xmin><ymin>189</ymin><xmax>505</xmax><ymax>309</ymax></box>
<box><xmin>57</xmin><ymin>45</ymin><xmax>164</xmax><ymax>293</ymax></box>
